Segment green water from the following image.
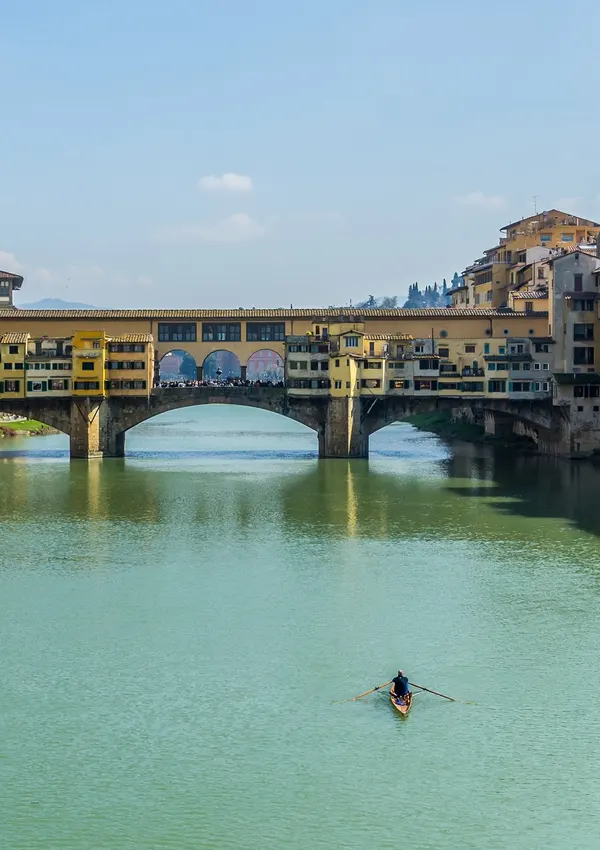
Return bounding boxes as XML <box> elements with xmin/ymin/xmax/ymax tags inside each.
<box><xmin>1</xmin><ymin>407</ymin><xmax>600</xmax><ymax>850</ymax></box>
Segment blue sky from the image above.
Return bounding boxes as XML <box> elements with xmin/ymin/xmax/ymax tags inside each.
<box><xmin>2</xmin><ymin>0</ymin><xmax>599</xmax><ymax>308</ymax></box>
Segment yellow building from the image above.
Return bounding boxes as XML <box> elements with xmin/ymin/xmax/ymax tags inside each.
<box><xmin>72</xmin><ymin>330</ymin><xmax>107</xmax><ymax>397</ymax></box>
<box><xmin>455</xmin><ymin>209</ymin><xmax>600</xmax><ymax>310</ymax></box>
<box><xmin>0</xmin><ymin>332</ymin><xmax>28</xmax><ymax>398</ymax></box>
<box><xmin>105</xmin><ymin>333</ymin><xmax>154</xmax><ymax>396</ymax></box>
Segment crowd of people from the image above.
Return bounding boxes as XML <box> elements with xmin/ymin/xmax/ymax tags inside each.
<box><xmin>155</xmin><ymin>378</ymin><xmax>285</xmax><ymax>389</ymax></box>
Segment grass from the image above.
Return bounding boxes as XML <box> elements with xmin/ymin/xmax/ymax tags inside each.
<box><xmin>0</xmin><ymin>419</ymin><xmax>55</xmax><ymax>433</ymax></box>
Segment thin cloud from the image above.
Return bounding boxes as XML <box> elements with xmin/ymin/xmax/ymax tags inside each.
<box><xmin>456</xmin><ymin>192</ymin><xmax>507</xmax><ymax>210</ymax></box>
<box><xmin>198</xmin><ymin>173</ymin><xmax>253</xmax><ymax>192</ymax></box>
<box><xmin>160</xmin><ymin>213</ymin><xmax>267</xmax><ymax>244</ymax></box>
<box><xmin>0</xmin><ymin>250</ymin><xmax>24</xmax><ymax>272</ymax></box>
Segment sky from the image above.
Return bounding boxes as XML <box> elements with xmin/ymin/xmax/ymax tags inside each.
<box><xmin>2</xmin><ymin>0</ymin><xmax>600</xmax><ymax>308</ymax></box>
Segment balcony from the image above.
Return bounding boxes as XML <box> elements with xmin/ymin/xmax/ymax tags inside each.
<box><xmin>462</xmin><ymin>368</ymin><xmax>485</xmax><ymax>377</ymax></box>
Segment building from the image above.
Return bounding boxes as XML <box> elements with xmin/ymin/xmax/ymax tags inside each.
<box><xmin>0</xmin><ymin>270</ymin><xmax>24</xmax><ymax>309</ymax></box>
<box><xmin>453</xmin><ymin>209</ymin><xmax>600</xmax><ymax>310</ymax></box>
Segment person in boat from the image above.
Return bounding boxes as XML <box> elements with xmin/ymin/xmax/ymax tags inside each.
<box><xmin>391</xmin><ymin>670</ymin><xmax>409</xmax><ymax>700</ymax></box>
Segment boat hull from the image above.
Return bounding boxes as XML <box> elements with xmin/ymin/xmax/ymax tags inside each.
<box><xmin>390</xmin><ymin>688</ymin><xmax>412</xmax><ymax>717</ymax></box>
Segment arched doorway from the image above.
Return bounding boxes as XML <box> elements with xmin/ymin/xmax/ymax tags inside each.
<box><xmin>203</xmin><ymin>351</ymin><xmax>242</xmax><ymax>381</ymax></box>
<box><xmin>246</xmin><ymin>349</ymin><xmax>284</xmax><ymax>384</ymax></box>
<box><xmin>159</xmin><ymin>350</ymin><xmax>197</xmax><ymax>383</ymax></box>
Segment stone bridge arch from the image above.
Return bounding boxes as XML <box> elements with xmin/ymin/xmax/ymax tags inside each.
<box><xmin>0</xmin><ymin>398</ymin><xmax>72</xmax><ymax>435</ymax></box>
<box><xmin>101</xmin><ymin>388</ymin><xmax>329</xmax><ymax>456</ymax></box>
<box><xmin>362</xmin><ymin>395</ymin><xmax>568</xmax><ymax>453</ymax></box>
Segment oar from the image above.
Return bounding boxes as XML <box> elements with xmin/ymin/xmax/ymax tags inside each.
<box><xmin>334</xmin><ymin>679</ymin><xmax>393</xmax><ymax>704</ymax></box>
<box><xmin>408</xmin><ymin>682</ymin><xmax>456</xmax><ymax>702</ymax></box>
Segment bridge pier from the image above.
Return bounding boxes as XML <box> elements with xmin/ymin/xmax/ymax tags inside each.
<box><xmin>69</xmin><ymin>398</ymin><xmax>104</xmax><ymax>458</ymax></box>
<box><xmin>319</xmin><ymin>397</ymin><xmax>368</xmax><ymax>458</ymax></box>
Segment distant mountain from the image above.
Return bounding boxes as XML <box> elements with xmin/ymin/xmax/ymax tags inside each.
<box><xmin>18</xmin><ymin>298</ymin><xmax>98</xmax><ymax>310</ymax></box>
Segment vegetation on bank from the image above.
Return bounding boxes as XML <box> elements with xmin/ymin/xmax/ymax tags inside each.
<box><xmin>405</xmin><ymin>411</ymin><xmax>487</xmax><ymax>441</ymax></box>
<box><xmin>0</xmin><ymin>420</ymin><xmax>57</xmax><ymax>437</ymax></box>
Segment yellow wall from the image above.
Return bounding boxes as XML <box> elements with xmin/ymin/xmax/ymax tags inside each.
<box><xmin>106</xmin><ymin>340</ymin><xmax>154</xmax><ymax>396</ymax></box>
<box><xmin>0</xmin><ymin>340</ymin><xmax>27</xmax><ymax>398</ymax></box>
<box><xmin>72</xmin><ymin>330</ymin><xmax>107</xmax><ymax>397</ymax></box>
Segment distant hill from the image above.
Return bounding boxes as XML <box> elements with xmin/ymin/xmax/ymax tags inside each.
<box><xmin>17</xmin><ymin>298</ymin><xmax>98</xmax><ymax>310</ymax></box>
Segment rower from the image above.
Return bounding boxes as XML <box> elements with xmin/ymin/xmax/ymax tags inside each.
<box><xmin>391</xmin><ymin>670</ymin><xmax>409</xmax><ymax>698</ymax></box>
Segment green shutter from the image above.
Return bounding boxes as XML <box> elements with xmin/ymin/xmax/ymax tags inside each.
<box><xmin>27</xmin><ymin>381</ymin><xmax>32</xmax><ymax>392</ymax></box>
<box><xmin>41</xmin><ymin>381</ymin><xmax>47</xmax><ymax>392</ymax></box>
<box><xmin>0</xmin><ymin>381</ymin><xmax>4</xmax><ymax>393</ymax></box>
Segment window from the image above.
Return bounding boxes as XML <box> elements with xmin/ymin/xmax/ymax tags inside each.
<box><xmin>440</xmin><ymin>364</ymin><xmax>457</xmax><ymax>374</ymax></box>
<box><xmin>510</xmin><ymin>344</ymin><xmax>524</xmax><ymax>354</ymax></box>
<box><xmin>202</xmin><ymin>323</ymin><xmax>241</xmax><ymax>342</ymax></box>
<box><xmin>525</xmin><ymin>302</ymin><xmax>534</xmax><ymax>314</ymax></box>
<box><xmin>496</xmin><ymin>363</ymin><xmax>508</xmax><ymax>371</ymax></box>
<box><xmin>334</xmin><ymin>380</ymin><xmax>342</xmax><ymax>389</ymax></box>
<box><xmin>133</xmin><ymin>381</ymin><xmax>146</xmax><ymax>391</ymax></box>
<box><xmin>465</xmin><ymin>344</ymin><xmax>475</xmax><ymax>353</ymax></box>
<box><xmin>390</xmin><ymin>380</ymin><xmax>410</xmax><ymax>389</ymax></box>
<box><xmin>27</xmin><ymin>381</ymin><xmax>46</xmax><ymax>392</ymax></box>
<box><xmin>488</xmin><ymin>380</ymin><xmax>506</xmax><ymax>393</ymax></box>
<box><xmin>288</xmin><ymin>345</ymin><xmax>299</xmax><ymax>353</ymax></box>
<box><xmin>344</xmin><ymin>336</ymin><xmax>359</xmax><ymax>348</ymax></box>
<box><xmin>534</xmin><ymin>363</ymin><xmax>541</xmax><ymax>370</ymax></box>
<box><xmin>540</xmin><ymin>234</ymin><xmax>552</xmax><ymax>242</ymax></box>
<box><xmin>246</xmin><ymin>323</ymin><xmax>285</xmax><ymax>342</ymax></box>
<box><xmin>419</xmin><ymin>359</ymin><xmax>438</xmax><ymax>370</ymax></box>
<box><xmin>49</xmin><ymin>379</ymin><xmax>68</xmax><ymax>391</ymax></box>
<box><xmin>574</xmin><ymin>385</ymin><xmax>600</xmax><ymax>398</ymax></box>
<box><xmin>486</xmin><ymin>291</ymin><xmax>493</xmax><ymax>302</ymax></box>
<box><xmin>158</xmin><ymin>323</ymin><xmax>197</xmax><ymax>342</ymax></box>
<box><xmin>499</xmin><ymin>346</ymin><xmax>506</xmax><ymax>354</ymax></box>
<box><xmin>4</xmin><ymin>363</ymin><xmax>12</xmax><ymax>370</ymax></box>
<box><xmin>92</xmin><ymin>340</ymin><xmax>101</xmax><ymax>349</ymax></box>
<box><xmin>414</xmin><ymin>345</ymin><xmax>424</xmax><ymax>354</ymax></box>
<box><xmin>483</xmin><ymin>344</ymin><xmax>490</xmax><ymax>354</ymax></box>
<box><xmin>438</xmin><ymin>347</ymin><xmax>449</xmax><ymax>358</ymax></box>
<box><xmin>346</xmin><ymin>381</ymin><xmax>351</xmax><ymax>389</ymax></box>
<box><xmin>522</xmin><ymin>363</ymin><xmax>531</xmax><ymax>370</ymax></box>
<box><xmin>542</xmin><ymin>363</ymin><xmax>549</xmax><ymax>370</ymax></box>
<box><xmin>5</xmin><ymin>380</ymin><xmax>19</xmax><ymax>392</ymax></box>
<box><xmin>290</xmin><ymin>360</ymin><xmax>307</xmax><ymax>370</ymax></box>
<box><xmin>335</xmin><ymin>359</ymin><xmax>340</xmax><ymax>367</ymax></box>
<box><xmin>510</xmin><ymin>382</ymin><xmax>531</xmax><ymax>392</ymax></box>
<box><xmin>573</xmin><ymin>347</ymin><xmax>595</xmax><ymax>365</ymax></box>
<box><xmin>81</xmin><ymin>362</ymin><xmax>95</xmax><ymax>371</ymax></box>
<box><xmin>8</xmin><ymin>345</ymin><xmax>18</xmax><ymax>354</ymax></box>
<box><xmin>511</xmin><ymin>363</ymin><xmax>520</xmax><ymax>371</ymax></box>
<box><xmin>461</xmin><ymin>382</ymin><xmax>484</xmax><ymax>392</ymax></box>
<box><xmin>310</xmin><ymin>360</ymin><xmax>319</xmax><ymax>371</ymax></box>
<box><xmin>390</xmin><ymin>362</ymin><xmax>405</xmax><ymax>370</ymax></box>
<box><xmin>360</xmin><ymin>379</ymin><xmax>381</xmax><ymax>389</ymax></box>
<box><xmin>320</xmin><ymin>361</ymin><xmax>328</xmax><ymax>371</ymax></box>
<box><xmin>574</xmin><ymin>274</ymin><xmax>583</xmax><ymax>292</ymax></box>
<box><xmin>364</xmin><ymin>361</ymin><xmax>382</xmax><ymax>369</ymax></box>
<box><xmin>535</xmin><ymin>343</ymin><xmax>549</xmax><ymax>353</ymax></box>
<box><xmin>572</xmin><ymin>299</ymin><xmax>595</xmax><ymax>312</ymax></box>
<box><xmin>74</xmin><ymin>381</ymin><xmax>100</xmax><ymax>391</ymax></box>
<box><xmin>574</xmin><ymin>323</ymin><xmax>594</xmax><ymax>341</ymax></box>
<box><xmin>488</xmin><ymin>363</ymin><xmax>496</xmax><ymax>371</ymax></box>
<box><xmin>414</xmin><ymin>380</ymin><xmax>438</xmax><ymax>391</ymax></box>
<box><xmin>561</xmin><ymin>233</ymin><xmax>574</xmax><ymax>242</ymax></box>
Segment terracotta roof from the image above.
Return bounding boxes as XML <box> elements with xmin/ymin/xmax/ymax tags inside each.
<box><xmin>110</xmin><ymin>333</ymin><xmax>154</xmax><ymax>343</ymax></box>
<box><xmin>0</xmin><ymin>307</ymin><xmax>547</xmax><ymax>319</ymax></box>
<box><xmin>511</xmin><ymin>291</ymin><xmax>548</xmax><ymax>300</ymax></box>
<box><xmin>0</xmin><ymin>270</ymin><xmax>24</xmax><ymax>280</ymax></box>
<box><xmin>364</xmin><ymin>334</ymin><xmax>413</xmax><ymax>340</ymax></box>
<box><xmin>0</xmin><ymin>332</ymin><xmax>29</xmax><ymax>343</ymax></box>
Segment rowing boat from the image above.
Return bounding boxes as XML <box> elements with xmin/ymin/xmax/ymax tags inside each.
<box><xmin>390</xmin><ymin>687</ymin><xmax>413</xmax><ymax>717</ymax></box>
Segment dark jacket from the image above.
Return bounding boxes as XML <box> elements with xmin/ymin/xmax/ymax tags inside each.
<box><xmin>392</xmin><ymin>675</ymin><xmax>409</xmax><ymax>697</ymax></box>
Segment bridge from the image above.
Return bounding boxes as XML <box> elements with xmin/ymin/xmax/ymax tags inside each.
<box><xmin>0</xmin><ymin>387</ymin><xmax>572</xmax><ymax>458</ymax></box>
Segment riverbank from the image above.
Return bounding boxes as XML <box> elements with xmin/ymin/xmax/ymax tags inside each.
<box><xmin>0</xmin><ymin>420</ymin><xmax>59</xmax><ymax>437</ymax></box>
<box><xmin>405</xmin><ymin>410</ymin><xmax>534</xmax><ymax>450</ymax></box>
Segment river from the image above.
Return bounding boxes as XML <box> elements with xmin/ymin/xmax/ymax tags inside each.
<box><xmin>1</xmin><ymin>407</ymin><xmax>599</xmax><ymax>850</ymax></box>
